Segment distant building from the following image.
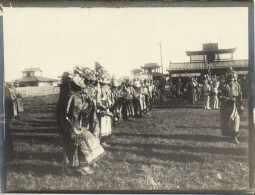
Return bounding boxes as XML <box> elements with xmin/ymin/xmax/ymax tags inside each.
<box><xmin>168</xmin><ymin>43</ymin><xmax>248</xmax><ymax>78</ymax></box>
<box><xmin>10</xmin><ymin>68</ymin><xmax>58</xmax><ymax>87</ymax></box>
<box><xmin>131</xmin><ymin>68</ymin><xmax>143</xmax><ymax>77</ymax></box>
<box><xmin>140</xmin><ymin>63</ymin><xmax>163</xmax><ymax>77</ymax></box>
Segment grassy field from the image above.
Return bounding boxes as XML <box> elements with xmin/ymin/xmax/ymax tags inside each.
<box><xmin>6</xmin><ymin>94</ymin><xmax>250</xmax><ymax>192</ymax></box>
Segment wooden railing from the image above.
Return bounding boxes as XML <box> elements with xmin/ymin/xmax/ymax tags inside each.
<box><xmin>168</xmin><ymin>59</ymin><xmax>248</xmax><ymax>71</ymax></box>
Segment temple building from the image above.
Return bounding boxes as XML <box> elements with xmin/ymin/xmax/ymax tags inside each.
<box><xmin>167</xmin><ymin>43</ymin><xmax>248</xmax><ymax>78</ymax></box>
<box><xmin>131</xmin><ymin>68</ymin><xmax>143</xmax><ymax>77</ymax></box>
<box><xmin>9</xmin><ymin>68</ymin><xmax>58</xmax><ymax>87</ymax></box>
<box><xmin>140</xmin><ymin>63</ymin><xmax>163</xmax><ymax>77</ymax></box>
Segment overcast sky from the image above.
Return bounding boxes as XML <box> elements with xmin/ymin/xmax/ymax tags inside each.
<box><xmin>3</xmin><ymin>7</ymin><xmax>248</xmax><ymax>81</ymax></box>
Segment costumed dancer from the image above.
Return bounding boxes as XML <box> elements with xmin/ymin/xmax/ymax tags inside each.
<box><xmin>132</xmin><ymin>78</ymin><xmax>142</xmax><ymax>118</ymax></box>
<box><xmin>219</xmin><ymin>68</ymin><xmax>243</xmax><ymax>144</ymax></box>
<box><xmin>97</xmin><ymin>82</ymin><xmax>113</xmax><ymax>147</ymax></box>
<box><xmin>125</xmin><ymin>80</ymin><xmax>135</xmax><ymax>119</ymax></box>
<box><xmin>56</xmin><ymin>71</ymin><xmax>105</xmax><ymax>176</ymax></box>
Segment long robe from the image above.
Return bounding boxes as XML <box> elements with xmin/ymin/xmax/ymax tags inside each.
<box><xmin>4</xmin><ymin>86</ymin><xmax>14</xmax><ymax>162</ymax></box>
<box><xmin>220</xmin><ymin>82</ymin><xmax>242</xmax><ymax>137</ymax></box>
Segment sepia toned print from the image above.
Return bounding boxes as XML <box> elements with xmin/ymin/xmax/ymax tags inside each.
<box><xmin>1</xmin><ymin>4</ymin><xmax>253</xmax><ymax>192</ymax></box>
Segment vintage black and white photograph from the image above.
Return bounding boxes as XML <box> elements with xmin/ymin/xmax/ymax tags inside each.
<box><xmin>1</xmin><ymin>2</ymin><xmax>253</xmax><ymax>192</ymax></box>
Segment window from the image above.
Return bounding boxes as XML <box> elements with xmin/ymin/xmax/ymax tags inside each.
<box><xmin>190</xmin><ymin>55</ymin><xmax>204</xmax><ymax>62</ymax></box>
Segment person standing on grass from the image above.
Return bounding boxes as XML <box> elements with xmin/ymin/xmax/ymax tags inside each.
<box><xmin>202</xmin><ymin>78</ymin><xmax>211</xmax><ymax>110</ymax></box>
<box><xmin>219</xmin><ymin>68</ymin><xmax>243</xmax><ymax>144</ymax></box>
<box><xmin>8</xmin><ymin>83</ymin><xmax>18</xmax><ymax>117</ymax></box>
<box><xmin>4</xmin><ymin>84</ymin><xmax>14</xmax><ymax>162</ymax></box>
<box><xmin>56</xmin><ymin>73</ymin><xmax>106</xmax><ymax>176</ymax></box>
<box><xmin>13</xmin><ymin>82</ymin><xmax>24</xmax><ymax>114</ymax></box>
<box><xmin>186</xmin><ymin>77</ymin><xmax>196</xmax><ymax>105</ymax></box>
<box><xmin>97</xmin><ymin>82</ymin><xmax>113</xmax><ymax>147</ymax></box>
<box><xmin>177</xmin><ymin>78</ymin><xmax>183</xmax><ymax>102</ymax></box>
<box><xmin>211</xmin><ymin>79</ymin><xmax>220</xmax><ymax>109</ymax></box>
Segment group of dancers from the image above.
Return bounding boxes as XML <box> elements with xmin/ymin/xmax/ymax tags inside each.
<box><xmin>55</xmin><ymin>66</ymin><xmax>157</xmax><ymax>176</ymax></box>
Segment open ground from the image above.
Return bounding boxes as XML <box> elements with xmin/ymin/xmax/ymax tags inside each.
<box><xmin>6</xmin><ymin>94</ymin><xmax>249</xmax><ymax>191</ymax></box>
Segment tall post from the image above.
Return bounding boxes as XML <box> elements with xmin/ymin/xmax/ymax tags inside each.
<box><xmin>160</xmin><ymin>41</ymin><xmax>163</xmax><ymax>75</ymax></box>
<box><xmin>248</xmin><ymin>4</ymin><xmax>255</xmax><ymax>190</ymax></box>
<box><xmin>0</xmin><ymin>6</ymin><xmax>6</xmax><ymax>192</ymax></box>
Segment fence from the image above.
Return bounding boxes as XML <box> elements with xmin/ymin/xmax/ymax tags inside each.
<box><xmin>18</xmin><ymin>86</ymin><xmax>60</xmax><ymax>97</ymax></box>
<box><xmin>168</xmin><ymin>59</ymin><xmax>249</xmax><ymax>71</ymax></box>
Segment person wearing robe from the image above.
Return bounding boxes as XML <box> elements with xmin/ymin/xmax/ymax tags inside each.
<box><xmin>202</xmin><ymin>78</ymin><xmax>211</xmax><ymax>109</ymax></box>
<box><xmin>132</xmin><ymin>81</ymin><xmax>142</xmax><ymax>118</ymax></box>
<box><xmin>56</xmin><ymin>74</ymin><xmax>105</xmax><ymax>176</ymax></box>
<box><xmin>176</xmin><ymin>79</ymin><xmax>183</xmax><ymax>102</ymax></box>
<box><xmin>97</xmin><ymin>84</ymin><xmax>113</xmax><ymax>147</ymax></box>
<box><xmin>219</xmin><ymin>69</ymin><xmax>243</xmax><ymax>144</ymax></box>
<box><xmin>13</xmin><ymin>83</ymin><xmax>24</xmax><ymax>114</ymax></box>
<box><xmin>139</xmin><ymin>81</ymin><xmax>147</xmax><ymax>114</ymax></box>
<box><xmin>186</xmin><ymin>78</ymin><xmax>196</xmax><ymax>105</ymax></box>
<box><xmin>211</xmin><ymin>80</ymin><xmax>220</xmax><ymax>109</ymax></box>
<box><xmin>4</xmin><ymin>85</ymin><xmax>14</xmax><ymax>162</ymax></box>
<box><xmin>9</xmin><ymin>84</ymin><xmax>18</xmax><ymax>117</ymax></box>
<box><xmin>125</xmin><ymin>81</ymin><xmax>135</xmax><ymax>119</ymax></box>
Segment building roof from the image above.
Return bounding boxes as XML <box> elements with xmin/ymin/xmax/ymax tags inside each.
<box><xmin>141</xmin><ymin>63</ymin><xmax>160</xmax><ymax>69</ymax></box>
<box><xmin>22</xmin><ymin>68</ymin><xmax>42</xmax><ymax>72</ymax></box>
<box><xmin>186</xmin><ymin>48</ymin><xmax>236</xmax><ymax>56</ymax></box>
<box><xmin>10</xmin><ymin>76</ymin><xmax>58</xmax><ymax>83</ymax></box>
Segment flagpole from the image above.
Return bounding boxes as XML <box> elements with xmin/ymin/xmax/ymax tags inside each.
<box><xmin>160</xmin><ymin>41</ymin><xmax>164</xmax><ymax>75</ymax></box>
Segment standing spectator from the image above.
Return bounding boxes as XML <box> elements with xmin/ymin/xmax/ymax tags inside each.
<box><xmin>186</xmin><ymin>77</ymin><xmax>196</xmax><ymax>105</ymax></box>
<box><xmin>211</xmin><ymin>80</ymin><xmax>220</xmax><ymax>109</ymax></box>
<box><xmin>219</xmin><ymin>69</ymin><xmax>243</xmax><ymax>144</ymax></box>
<box><xmin>4</xmin><ymin>84</ymin><xmax>14</xmax><ymax>162</ymax></box>
<box><xmin>196</xmin><ymin>83</ymin><xmax>202</xmax><ymax>101</ymax></box>
<box><xmin>202</xmin><ymin>78</ymin><xmax>211</xmax><ymax>109</ymax></box>
<box><xmin>13</xmin><ymin>82</ymin><xmax>24</xmax><ymax>114</ymax></box>
<box><xmin>177</xmin><ymin>78</ymin><xmax>183</xmax><ymax>101</ymax></box>
<box><xmin>8</xmin><ymin>83</ymin><xmax>18</xmax><ymax>117</ymax></box>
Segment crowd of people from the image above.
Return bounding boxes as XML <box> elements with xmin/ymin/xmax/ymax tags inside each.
<box><xmin>4</xmin><ymin>64</ymin><xmax>246</xmax><ymax>176</ymax></box>
<box><xmin>55</xmin><ymin>65</ymin><xmax>158</xmax><ymax>176</ymax></box>
<box><xmin>169</xmin><ymin>68</ymin><xmax>244</xmax><ymax>144</ymax></box>
<box><xmin>169</xmin><ymin>72</ymin><xmax>247</xmax><ymax>111</ymax></box>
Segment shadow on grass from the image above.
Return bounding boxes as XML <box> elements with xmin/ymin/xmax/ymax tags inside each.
<box><xmin>25</xmin><ymin>109</ymin><xmax>55</xmax><ymax>113</ymax></box>
<box><xmin>109</xmin><ymin>142</ymin><xmax>248</xmax><ymax>158</ymax></box>
<box><xmin>107</xmin><ymin>146</ymin><xmax>205</xmax><ymax>163</ymax></box>
<box><xmin>7</xmin><ymin>162</ymin><xmax>63</xmax><ymax>177</ymax></box>
<box><xmin>153</xmin><ymin>105</ymin><xmax>204</xmax><ymax>110</ymax></box>
<box><xmin>15</xmin><ymin>151</ymin><xmax>63</xmax><ymax>163</ymax></box>
<box><xmin>175</xmin><ymin>125</ymin><xmax>218</xmax><ymax>129</ymax></box>
<box><xmin>112</xmin><ymin>132</ymin><xmax>248</xmax><ymax>143</ymax></box>
<box><xmin>239</xmin><ymin>124</ymin><xmax>248</xmax><ymax>130</ymax></box>
<box><xmin>12</xmin><ymin>128</ymin><xmax>59</xmax><ymax>134</ymax></box>
<box><xmin>13</xmin><ymin>134</ymin><xmax>60</xmax><ymax>146</ymax></box>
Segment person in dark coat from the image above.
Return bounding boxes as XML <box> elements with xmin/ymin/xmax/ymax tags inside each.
<box><xmin>4</xmin><ymin>85</ymin><xmax>14</xmax><ymax>162</ymax></box>
<box><xmin>219</xmin><ymin>69</ymin><xmax>243</xmax><ymax>144</ymax></box>
<box><xmin>186</xmin><ymin>77</ymin><xmax>196</xmax><ymax>105</ymax></box>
